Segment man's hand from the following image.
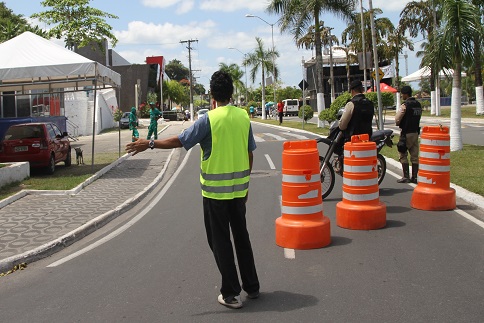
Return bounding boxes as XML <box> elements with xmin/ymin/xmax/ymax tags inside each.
<box><xmin>126</xmin><ymin>137</ymin><xmax>149</xmax><ymax>156</ymax></box>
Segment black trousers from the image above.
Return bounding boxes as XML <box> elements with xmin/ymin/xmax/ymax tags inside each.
<box><xmin>278</xmin><ymin>112</ymin><xmax>283</xmax><ymax>124</ymax></box>
<box><xmin>203</xmin><ymin>197</ymin><xmax>260</xmax><ymax>298</ymax></box>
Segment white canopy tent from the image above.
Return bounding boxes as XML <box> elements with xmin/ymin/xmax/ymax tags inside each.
<box><xmin>402</xmin><ymin>66</ymin><xmax>466</xmax><ymax>82</ymax></box>
<box><xmin>0</xmin><ymin>32</ymin><xmax>122</xmax><ymax>169</ymax></box>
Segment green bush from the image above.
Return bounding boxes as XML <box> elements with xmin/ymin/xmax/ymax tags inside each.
<box><xmin>319</xmin><ymin>91</ymin><xmax>395</xmax><ymax>123</ymax></box>
<box><xmin>113</xmin><ymin>108</ymin><xmax>123</xmax><ymax>122</ymax></box>
<box><xmin>365</xmin><ymin>91</ymin><xmax>394</xmax><ymax>107</ymax></box>
<box><xmin>139</xmin><ymin>104</ymin><xmax>150</xmax><ymax>118</ymax></box>
<box><xmin>298</xmin><ymin>105</ymin><xmax>314</xmax><ymax>122</ymax></box>
<box><xmin>319</xmin><ymin>93</ymin><xmax>351</xmax><ymax>123</ymax></box>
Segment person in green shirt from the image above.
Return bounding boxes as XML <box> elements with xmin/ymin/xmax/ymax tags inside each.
<box><xmin>129</xmin><ymin>107</ymin><xmax>139</xmax><ymax>142</ymax></box>
<box><xmin>147</xmin><ymin>103</ymin><xmax>163</xmax><ymax>139</ymax></box>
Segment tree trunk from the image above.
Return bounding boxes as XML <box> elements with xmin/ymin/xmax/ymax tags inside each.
<box><xmin>450</xmin><ymin>63</ymin><xmax>463</xmax><ymax>151</ymax></box>
<box><xmin>314</xmin><ymin>12</ymin><xmax>325</xmax><ymax>127</ymax></box>
<box><xmin>474</xmin><ymin>33</ymin><xmax>484</xmax><ymax>115</ymax></box>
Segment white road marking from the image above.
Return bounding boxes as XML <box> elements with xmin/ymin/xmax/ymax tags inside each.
<box><xmin>284</xmin><ymin>132</ymin><xmax>309</xmax><ymax>140</ymax></box>
<box><xmin>265</xmin><ymin>154</ymin><xmax>276</xmax><ymax>170</ymax></box>
<box><xmin>47</xmin><ymin>149</ymin><xmax>193</xmax><ymax>268</ymax></box>
<box><xmin>284</xmin><ymin>248</ymin><xmax>295</xmax><ymax>259</ymax></box>
<box><xmin>263</xmin><ymin>133</ymin><xmax>286</xmax><ymax>141</ymax></box>
<box><xmin>254</xmin><ymin>135</ymin><xmax>265</xmax><ymax>142</ymax></box>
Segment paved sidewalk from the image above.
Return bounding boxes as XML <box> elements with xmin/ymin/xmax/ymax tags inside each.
<box><xmin>0</xmin><ymin>121</ymin><xmax>189</xmax><ymax>272</ymax></box>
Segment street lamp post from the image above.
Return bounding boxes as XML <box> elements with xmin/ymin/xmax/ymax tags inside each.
<box><xmin>228</xmin><ymin>47</ymin><xmax>249</xmax><ymax>105</ymax></box>
<box><xmin>246</xmin><ymin>14</ymin><xmax>276</xmax><ymax>120</ymax></box>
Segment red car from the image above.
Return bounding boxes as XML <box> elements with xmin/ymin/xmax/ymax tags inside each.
<box><xmin>0</xmin><ymin>122</ymin><xmax>71</xmax><ymax>174</ymax></box>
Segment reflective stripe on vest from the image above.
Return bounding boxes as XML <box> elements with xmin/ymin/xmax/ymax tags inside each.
<box><xmin>201</xmin><ymin>169</ymin><xmax>251</xmax><ymax>181</ymax></box>
<box><xmin>420</xmin><ymin>164</ymin><xmax>450</xmax><ymax>172</ymax></box>
<box><xmin>420</xmin><ymin>151</ymin><xmax>450</xmax><ymax>159</ymax></box>
<box><xmin>281</xmin><ymin>203</ymin><xmax>323</xmax><ymax>215</ymax></box>
<box><xmin>343</xmin><ymin>177</ymin><xmax>378</xmax><ymax>187</ymax></box>
<box><xmin>201</xmin><ymin>182</ymin><xmax>250</xmax><ymax>194</ymax></box>
<box><xmin>421</xmin><ymin>139</ymin><xmax>449</xmax><ymax>146</ymax></box>
<box><xmin>344</xmin><ymin>150</ymin><xmax>376</xmax><ymax>158</ymax></box>
<box><xmin>343</xmin><ymin>191</ymin><xmax>379</xmax><ymax>201</ymax></box>
<box><xmin>282</xmin><ymin>174</ymin><xmax>320</xmax><ymax>183</ymax></box>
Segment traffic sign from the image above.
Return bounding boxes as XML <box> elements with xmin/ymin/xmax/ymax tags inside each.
<box><xmin>299</xmin><ymin>79</ymin><xmax>309</xmax><ymax>90</ymax></box>
<box><xmin>371</xmin><ymin>68</ymin><xmax>384</xmax><ymax>80</ymax></box>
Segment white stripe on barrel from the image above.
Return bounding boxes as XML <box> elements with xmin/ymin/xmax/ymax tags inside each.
<box><xmin>344</xmin><ymin>150</ymin><xmax>376</xmax><ymax>158</ymax></box>
<box><xmin>343</xmin><ymin>177</ymin><xmax>378</xmax><ymax>187</ymax></box>
<box><xmin>420</xmin><ymin>151</ymin><xmax>450</xmax><ymax>159</ymax></box>
<box><xmin>421</xmin><ymin>139</ymin><xmax>450</xmax><ymax>146</ymax></box>
<box><xmin>420</xmin><ymin>164</ymin><xmax>450</xmax><ymax>172</ymax></box>
<box><xmin>343</xmin><ymin>191</ymin><xmax>379</xmax><ymax>201</ymax></box>
<box><xmin>281</xmin><ymin>203</ymin><xmax>323</xmax><ymax>215</ymax></box>
<box><xmin>282</xmin><ymin>174</ymin><xmax>320</xmax><ymax>183</ymax></box>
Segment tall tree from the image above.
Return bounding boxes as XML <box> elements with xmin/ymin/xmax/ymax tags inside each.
<box><xmin>31</xmin><ymin>0</ymin><xmax>118</xmax><ymax>51</ymax></box>
<box><xmin>165</xmin><ymin>59</ymin><xmax>190</xmax><ymax>82</ymax></box>
<box><xmin>432</xmin><ymin>0</ymin><xmax>482</xmax><ymax>151</ymax></box>
<box><xmin>0</xmin><ymin>2</ymin><xmax>48</xmax><ymax>42</ymax></box>
<box><xmin>399</xmin><ymin>0</ymin><xmax>442</xmax><ymax>113</ymax></box>
<box><xmin>219</xmin><ymin>62</ymin><xmax>246</xmax><ymax>103</ymax></box>
<box><xmin>243</xmin><ymin>37</ymin><xmax>279</xmax><ymax>108</ymax></box>
<box><xmin>383</xmin><ymin>25</ymin><xmax>414</xmax><ymax>91</ymax></box>
<box><xmin>267</xmin><ymin>0</ymin><xmax>355</xmax><ymax>115</ymax></box>
<box><xmin>341</xmin><ymin>8</ymin><xmax>395</xmax><ymax>66</ymax></box>
<box><xmin>471</xmin><ymin>0</ymin><xmax>484</xmax><ymax>115</ymax></box>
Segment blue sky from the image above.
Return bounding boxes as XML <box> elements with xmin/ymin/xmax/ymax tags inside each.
<box><xmin>4</xmin><ymin>0</ymin><xmax>419</xmax><ymax>91</ymax></box>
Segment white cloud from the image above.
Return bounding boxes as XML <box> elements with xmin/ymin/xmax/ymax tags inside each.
<box><xmin>141</xmin><ymin>0</ymin><xmax>182</xmax><ymax>9</ymax></box>
<box><xmin>177</xmin><ymin>0</ymin><xmax>195</xmax><ymax>14</ymax></box>
<box><xmin>200</xmin><ymin>0</ymin><xmax>268</xmax><ymax>12</ymax></box>
<box><xmin>114</xmin><ymin>20</ymin><xmax>217</xmax><ymax>47</ymax></box>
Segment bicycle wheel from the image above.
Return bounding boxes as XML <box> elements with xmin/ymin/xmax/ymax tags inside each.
<box><xmin>320</xmin><ymin>161</ymin><xmax>336</xmax><ymax>199</ymax></box>
<box><xmin>377</xmin><ymin>154</ymin><xmax>387</xmax><ymax>185</ymax></box>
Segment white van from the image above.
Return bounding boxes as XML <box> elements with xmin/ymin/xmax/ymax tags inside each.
<box><xmin>283</xmin><ymin>99</ymin><xmax>299</xmax><ymax>116</ymax></box>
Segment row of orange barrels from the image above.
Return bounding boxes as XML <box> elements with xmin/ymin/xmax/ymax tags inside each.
<box><xmin>276</xmin><ymin>126</ymin><xmax>455</xmax><ymax>250</ymax></box>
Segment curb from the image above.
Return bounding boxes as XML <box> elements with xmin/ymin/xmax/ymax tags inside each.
<box><xmin>0</xmin><ymin>124</ymin><xmax>175</xmax><ymax>272</ymax></box>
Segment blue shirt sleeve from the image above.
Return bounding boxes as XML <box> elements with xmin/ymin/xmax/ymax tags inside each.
<box><xmin>178</xmin><ymin>114</ymin><xmax>210</xmax><ymax>150</ymax></box>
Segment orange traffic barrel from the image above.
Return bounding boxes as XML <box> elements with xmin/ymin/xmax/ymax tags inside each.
<box><xmin>336</xmin><ymin>134</ymin><xmax>386</xmax><ymax>230</ymax></box>
<box><xmin>411</xmin><ymin>126</ymin><xmax>455</xmax><ymax>210</ymax></box>
<box><xmin>276</xmin><ymin>140</ymin><xmax>331</xmax><ymax>249</ymax></box>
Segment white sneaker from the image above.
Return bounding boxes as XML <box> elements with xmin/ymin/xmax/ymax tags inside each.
<box><xmin>217</xmin><ymin>294</ymin><xmax>243</xmax><ymax>309</ymax></box>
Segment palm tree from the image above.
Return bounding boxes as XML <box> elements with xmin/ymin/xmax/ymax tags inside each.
<box><xmin>333</xmin><ymin>44</ymin><xmax>358</xmax><ymax>91</ymax></box>
<box><xmin>267</xmin><ymin>0</ymin><xmax>355</xmax><ymax>115</ymax></box>
<box><xmin>432</xmin><ymin>0</ymin><xmax>482</xmax><ymax>151</ymax></box>
<box><xmin>471</xmin><ymin>0</ymin><xmax>483</xmax><ymax>115</ymax></box>
<box><xmin>242</xmin><ymin>37</ymin><xmax>279</xmax><ymax>114</ymax></box>
<box><xmin>399</xmin><ymin>0</ymin><xmax>442</xmax><ymax>114</ymax></box>
<box><xmin>341</xmin><ymin>8</ymin><xmax>395</xmax><ymax>66</ymax></box>
<box><xmin>219</xmin><ymin>63</ymin><xmax>246</xmax><ymax>104</ymax></box>
<box><xmin>384</xmin><ymin>25</ymin><xmax>414</xmax><ymax>91</ymax></box>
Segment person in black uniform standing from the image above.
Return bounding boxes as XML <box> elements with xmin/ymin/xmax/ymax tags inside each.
<box><xmin>395</xmin><ymin>85</ymin><xmax>422</xmax><ymax>183</ymax></box>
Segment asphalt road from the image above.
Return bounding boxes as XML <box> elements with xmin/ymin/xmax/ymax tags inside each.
<box><xmin>0</xmin><ymin>123</ymin><xmax>482</xmax><ymax>322</ymax></box>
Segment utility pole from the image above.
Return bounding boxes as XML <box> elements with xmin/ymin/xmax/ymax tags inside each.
<box><xmin>180</xmin><ymin>39</ymin><xmax>198</xmax><ymax>121</ymax></box>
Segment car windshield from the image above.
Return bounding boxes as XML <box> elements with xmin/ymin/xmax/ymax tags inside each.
<box><xmin>4</xmin><ymin>125</ymin><xmax>44</xmax><ymax>140</ymax></box>
<box><xmin>121</xmin><ymin>112</ymin><xmax>130</xmax><ymax>118</ymax></box>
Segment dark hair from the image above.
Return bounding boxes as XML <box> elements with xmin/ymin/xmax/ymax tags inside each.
<box><xmin>210</xmin><ymin>71</ymin><xmax>233</xmax><ymax>102</ymax></box>
<box><xmin>401</xmin><ymin>85</ymin><xmax>412</xmax><ymax>95</ymax></box>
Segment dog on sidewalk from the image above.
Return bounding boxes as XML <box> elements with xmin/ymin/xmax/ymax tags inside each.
<box><xmin>75</xmin><ymin>147</ymin><xmax>84</xmax><ymax>165</ymax></box>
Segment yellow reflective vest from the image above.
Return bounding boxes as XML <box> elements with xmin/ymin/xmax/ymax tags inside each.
<box><xmin>200</xmin><ymin>105</ymin><xmax>250</xmax><ymax>199</ymax></box>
